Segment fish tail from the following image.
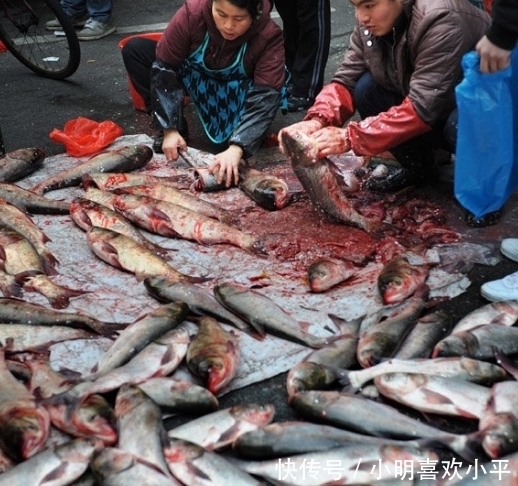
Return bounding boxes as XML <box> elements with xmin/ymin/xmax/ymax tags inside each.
<box><xmin>49</xmin><ymin>286</ymin><xmax>89</xmax><ymax>309</ymax></box>
<box><xmin>0</xmin><ymin>280</ymin><xmax>23</xmax><ymax>298</ymax></box>
<box><xmin>81</xmin><ymin>173</ymin><xmax>97</xmax><ymax>189</ymax></box>
<box><xmin>91</xmin><ymin>321</ymin><xmax>127</xmax><ymax>339</ymax></box>
<box><xmin>438</xmin><ymin>432</ymin><xmax>485</xmax><ymax>464</ymax></box>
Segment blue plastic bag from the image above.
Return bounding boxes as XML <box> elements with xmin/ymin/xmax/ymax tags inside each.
<box><xmin>454</xmin><ymin>47</ymin><xmax>518</xmax><ymax>219</ymax></box>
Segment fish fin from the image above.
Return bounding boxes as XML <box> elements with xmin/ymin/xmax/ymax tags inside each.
<box><xmin>494</xmin><ymin>348</ymin><xmax>518</xmax><ymax>380</ymax></box>
<box><xmin>184</xmin><ymin>274</ymin><xmax>213</xmax><ymax>284</ymax></box>
<box><xmin>420</xmin><ymin>388</ymin><xmax>455</xmax><ymax>406</ymax></box>
<box><xmin>0</xmin><ymin>280</ymin><xmax>23</xmax><ymax>298</ymax></box>
<box><xmin>41</xmin><ymin>463</ymin><xmax>69</xmax><ymax>483</ymax></box>
<box><xmin>91</xmin><ymin>321</ymin><xmax>127</xmax><ymax>339</ymax></box>
<box><xmin>41</xmin><ymin>251</ymin><xmax>60</xmax><ymax>275</ymax></box>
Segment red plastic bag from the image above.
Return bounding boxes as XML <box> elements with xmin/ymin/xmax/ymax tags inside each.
<box><xmin>49</xmin><ymin>116</ymin><xmax>124</xmax><ymax>157</ymax></box>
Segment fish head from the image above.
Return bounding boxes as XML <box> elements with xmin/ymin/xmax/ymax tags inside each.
<box><xmin>279</xmin><ymin>130</ymin><xmax>319</xmax><ymax>167</ymax></box>
<box><xmin>378</xmin><ymin>277</ymin><xmax>413</xmax><ymax>305</ymax></box>
<box><xmin>432</xmin><ymin>334</ymin><xmax>471</xmax><ymax>358</ymax></box>
<box><xmin>0</xmin><ymin>407</ymin><xmax>50</xmax><ymax>460</ymax></box>
<box><xmin>231</xmin><ymin>403</ymin><xmax>276</xmax><ymax>426</ymax></box>
<box><xmin>482</xmin><ymin>417</ymin><xmax>518</xmax><ymax>459</ymax></box>
<box><xmin>72</xmin><ymin>395</ymin><xmax>117</xmax><ymax>445</ymax></box>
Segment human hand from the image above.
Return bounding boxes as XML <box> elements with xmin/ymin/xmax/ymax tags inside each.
<box><xmin>208</xmin><ymin>144</ymin><xmax>244</xmax><ymax>187</ymax></box>
<box><xmin>476</xmin><ymin>35</ymin><xmax>512</xmax><ymax>73</ymax></box>
<box><xmin>161</xmin><ymin>129</ymin><xmax>188</xmax><ymax>162</ymax></box>
<box><xmin>278</xmin><ymin>119</ymin><xmax>324</xmax><ymax>157</ymax></box>
<box><xmin>312</xmin><ymin>126</ymin><xmax>351</xmax><ymax>158</ymax></box>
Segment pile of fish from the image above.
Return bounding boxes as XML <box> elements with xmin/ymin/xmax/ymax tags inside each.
<box><xmin>0</xmin><ymin>138</ymin><xmax>513</xmax><ymax>485</ymax></box>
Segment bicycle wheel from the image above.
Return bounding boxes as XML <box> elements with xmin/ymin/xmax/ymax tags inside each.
<box><xmin>0</xmin><ymin>0</ymin><xmax>80</xmax><ymax>79</ymax></box>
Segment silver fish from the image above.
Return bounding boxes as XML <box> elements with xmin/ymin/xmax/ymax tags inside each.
<box><xmin>168</xmin><ymin>403</ymin><xmax>275</xmax><ymax>451</ymax></box>
<box><xmin>137</xmin><ymin>377</ymin><xmax>218</xmax><ymax>415</ymax></box>
<box><xmin>451</xmin><ymin>300</ymin><xmax>518</xmax><ymax>334</ymax></box>
<box><xmin>164</xmin><ymin>438</ymin><xmax>264</xmax><ymax>486</ymax></box>
<box><xmin>110</xmin><ymin>192</ymin><xmax>266</xmax><ymax>254</ymax></box>
<box><xmin>479</xmin><ymin>381</ymin><xmax>518</xmax><ymax>459</ymax></box>
<box><xmin>356</xmin><ymin>284</ymin><xmax>429</xmax><ymax>368</ymax></box>
<box><xmin>0</xmin><ymin>226</ymin><xmax>85</xmax><ymax>309</ymax></box>
<box><xmin>0</xmin><ymin>438</ymin><xmax>102</xmax><ymax>486</ymax></box>
<box><xmin>30</xmin><ymin>144</ymin><xmax>153</xmax><ymax>195</ymax></box>
<box><xmin>27</xmin><ymin>360</ymin><xmax>117</xmax><ymax>446</ymax></box>
<box><xmin>340</xmin><ymin>356</ymin><xmax>507</xmax><ymax>392</ymax></box>
<box><xmin>115</xmin><ymin>384</ymin><xmax>170</xmax><ymax>476</ymax></box>
<box><xmin>0</xmin><ymin>297</ymin><xmax>126</xmax><ymax>338</ymax></box>
<box><xmin>290</xmin><ymin>390</ymin><xmax>480</xmax><ymax>462</ymax></box>
<box><xmin>286</xmin><ymin>362</ymin><xmax>340</xmax><ymax>397</ymax></box>
<box><xmin>374</xmin><ymin>372</ymin><xmax>492</xmax><ymax>419</ymax></box>
<box><xmin>279</xmin><ymin>129</ymin><xmax>382</xmax><ymax>233</ymax></box>
<box><xmin>0</xmin><ymin>347</ymin><xmax>50</xmax><ymax>461</ymax></box>
<box><xmin>90</xmin><ymin>447</ymin><xmax>180</xmax><ymax>486</ymax></box>
<box><xmin>394</xmin><ymin>309</ymin><xmax>453</xmax><ymax>359</ymax></box>
<box><xmin>231</xmin><ymin>442</ymin><xmax>439</xmax><ymax>486</ymax></box>
<box><xmin>233</xmin><ymin>420</ymin><xmax>424</xmax><ymax>459</ymax></box>
<box><xmin>307</xmin><ymin>257</ymin><xmax>357</xmax><ymax>293</ymax></box>
<box><xmin>239</xmin><ymin>166</ymin><xmax>291</xmax><ymax>211</ymax></box>
<box><xmin>82</xmin><ymin>171</ymin><xmax>187</xmax><ymax>191</ymax></box>
<box><xmin>69</xmin><ymin>197</ymin><xmax>170</xmax><ymax>257</ymax></box>
<box><xmin>214</xmin><ymin>281</ymin><xmax>328</xmax><ymax>348</ymax></box>
<box><xmin>89</xmin><ymin>302</ymin><xmax>188</xmax><ymax>378</ymax></box>
<box><xmin>86</xmin><ymin>226</ymin><xmax>207</xmax><ymax>284</ymax></box>
<box><xmin>0</xmin><ymin>197</ymin><xmax>58</xmax><ymax>274</ymax></box>
<box><xmin>0</xmin><ymin>182</ymin><xmax>69</xmax><ymax>214</ymax></box>
<box><xmin>432</xmin><ymin>324</ymin><xmax>518</xmax><ymax>360</ymax></box>
<box><xmin>0</xmin><ymin>147</ymin><xmax>45</xmax><ymax>182</ymax></box>
<box><xmin>144</xmin><ymin>276</ymin><xmax>261</xmax><ymax>339</ymax></box>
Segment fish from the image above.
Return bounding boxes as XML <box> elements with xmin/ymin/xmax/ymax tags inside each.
<box><xmin>239</xmin><ymin>166</ymin><xmax>291</xmax><ymax>210</ymax></box>
<box><xmin>394</xmin><ymin>309</ymin><xmax>453</xmax><ymax>359</ymax></box>
<box><xmin>290</xmin><ymin>390</ymin><xmax>480</xmax><ymax>462</ymax></box>
<box><xmin>478</xmin><ymin>381</ymin><xmax>518</xmax><ymax>459</ymax></box>
<box><xmin>432</xmin><ymin>324</ymin><xmax>518</xmax><ymax>360</ymax></box>
<box><xmin>69</xmin><ymin>197</ymin><xmax>170</xmax><ymax>257</ymax></box>
<box><xmin>49</xmin><ymin>326</ymin><xmax>190</xmax><ymax>406</ymax></box>
<box><xmin>86</xmin><ymin>226</ymin><xmax>208</xmax><ymax>283</ymax></box>
<box><xmin>356</xmin><ymin>284</ymin><xmax>429</xmax><ymax>368</ymax></box>
<box><xmin>82</xmin><ymin>171</ymin><xmax>187</xmax><ymax>191</ymax></box>
<box><xmin>214</xmin><ymin>281</ymin><xmax>329</xmax><ymax>348</ymax></box>
<box><xmin>27</xmin><ymin>360</ymin><xmax>117</xmax><ymax>445</ymax></box>
<box><xmin>0</xmin><ymin>438</ymin><xmax>102</xmax><ymax>486</ymax></box>
<box><xmin>89</xmin><ymin>302</ymin><xmax>188</xmax><ymax>378</ymax></box>
<box><xmin>377</xmin><ymin>250</ymin><xmax>430</xmax><ymax>305</ymax></box>
<box><xmin>279</xmin><ymin>129</ymin><xmax>382</xmax><ymax>233</ymax></box>
<box><xmin>163</xmin><ymin>438</ymin><xmax>264</xmax><ymax>486</ymax></box>
<box><xmin>451</xmin><ymin>300</ymin><xmax>518</xmax><ymax>334</ymax></box>
<box><xmin>167</xmin><ymin>403</ymin><xmax>276</xmax><ymax>451</ymax></box>
<box><xmin>307</xmin><ymin>257</ymin><xmax>357</xmax><ymax>293</ymax></box>
<box><xmin>110</xmin><ymin>192</ymin><xmax>266</xmax><ymax>254</ymax></box>
<box><xmin>83</xmin><ymin>186</ymin><xmax>119</xmax><ymax>210</ymax></box>
<box><xmin>231</xmin><ymin>442</ymin><xmax>439</xmax><ymax>486</ymax></box>
<box><xmin>302</xmin><ymin>314</ymin><xmax>361</xmax><ymax>368</ymax></box>
<box><xmin>30</xmin><ymin>144</ymin><xmax>153</xmax><ymax>194</ymax></box>
<box><xmin>232</xmin><ymin>421</ymin><xmax>424</xmax><ymax>459</ymax></box>
<box><xmin>90</xmin><ymin>447</ymin><xmax>179</xmax><ymax>486</ymax></box>
<box><xmin>115</xmin><ymin>384</ymin><xmax>170</xmax><ymax>476</ymax></box>
<box><xmin>144</xmin><ymin>276</ymin><xmax>262</xmax><ymax>339</ymax></box>
<box><xmin>0</xmin><ymin>182</ymin><xmax>69</xmax><ymax>214</ymax></box>
<box><xmin>138</xmin><ymin>377</ymin><xmax>219</xmax><ymax>415</ymax></box>
<box><xmin>0</xmin><ymin>147</ymin><xmax>45</xmax><ymax>182</ymax></box>
<box><xmin>0</xmin><ymin>323</ymin><xmax>97</xmax><ymax>353</ymax></box>
<box><xmin>0</xmin><ymin>197</ymin><xmax>58</xmax><ymax>274</ymax></box>
<box><xmin>112</xmin><ymin>182</ymin><xmax>233</xmax><ymax>222</ymax></box>
<box><xmin>186</xmin><ymin>315</ymin><xmax>240</xmax><ymax>395</ymax></box>
<box><xmin>0</xmin><ymin>226</ymin><xmax>86</xmax><ymax>308</ymax></box>
<box><xmin>339</xmin><ymin>356</ymin><xmax>508</xmax><ymax>392</ymax></box>
<box><xmin>191</xmin><ymin>167</ymin><xmax>233</xmax><ymax>192</ymax></box>
<box><xmin>0</xmin><ymin>297</ymin><xmax>126</xmax><ymax>338</ymax></box>
<box><xmin>0</xmin><ymin>268</ymin><xmax>22</xmax><ymax>298</ymax></box>
<box><xmin>286</xmin><ymin>362</ymin><xmax>340</xmax><ymax>397</ymax></box>
<box><xmin>374</xmin><ymin>372</ymin><xmax>492</xmax><ymax>419</ymax></box>
<box><xmin>0</xmin><ymin>346</ymin><xmax>50</xmax><ymax>461</ymax></box>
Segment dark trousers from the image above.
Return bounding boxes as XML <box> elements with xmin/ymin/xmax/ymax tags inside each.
<box><xmin>121</xmin><ymin>37</ymin><xmax>160</xmax><ymax>112</ymax></box>
<box><xmin>353</xmin><ymin>72</ymin><xmax>457</xmax><ymax>168</ymax></box>
<box><xmin>273</xmin><ymin>0</ymin><xmax>331</xmax><ymax>100</ymax></box>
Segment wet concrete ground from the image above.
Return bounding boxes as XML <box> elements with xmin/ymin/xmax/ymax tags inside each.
<box><xmin>1</xmin><ymin>0</ymin><xmax>517</xmax><ymax>428</ymax></box>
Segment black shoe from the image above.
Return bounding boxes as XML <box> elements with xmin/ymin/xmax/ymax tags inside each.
<box><xmin>465</xmin><ymin>209</ymin><xmax>502</xmax><ymax>228</ymax></box>
<box><xmin>363</xmin><ymin>165</ymin><xmax>426</xmax><ymax>192</ymax></box>
<box><xmin>287</xmin><ymin>96</ymin><xmax>310</xmax><ymax>113</ymax></box>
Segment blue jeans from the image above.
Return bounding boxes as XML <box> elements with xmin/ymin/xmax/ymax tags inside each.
<box><xmin>353</xmin><ymin>72</ymin><xmax>457</xmax><ymax>168</ymax></box>
<box><xmin>61</xmin><ymin>0</ymin><xmax>113</xmax><ymax>23</ymax></box>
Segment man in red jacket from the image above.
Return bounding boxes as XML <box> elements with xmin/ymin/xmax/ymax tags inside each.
<box><xmin>279</xmin><ymin>0</ymin><xmax>490</xmax><ymax>193</ymax></box>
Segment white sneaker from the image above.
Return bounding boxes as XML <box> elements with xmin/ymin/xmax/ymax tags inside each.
<box><xmin>76</xmin><ymin>19</ymin><xmax>116</xmax><ymax>41</ymax></box>
<box><xmin>481</xmin><ymin>271</ymin><xmax>518</xmax><ymax>302</ymax></box>
<box><xmin>501</xmin><ymin>238</ymin><xmax>518</xmax><ymax>263</ymax></box>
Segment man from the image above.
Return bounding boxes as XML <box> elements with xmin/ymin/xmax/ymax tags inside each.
<box><xmin>279</xmin><ymin>0</ymin><xmax>490</xmax><ymax>193</ymax></box>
